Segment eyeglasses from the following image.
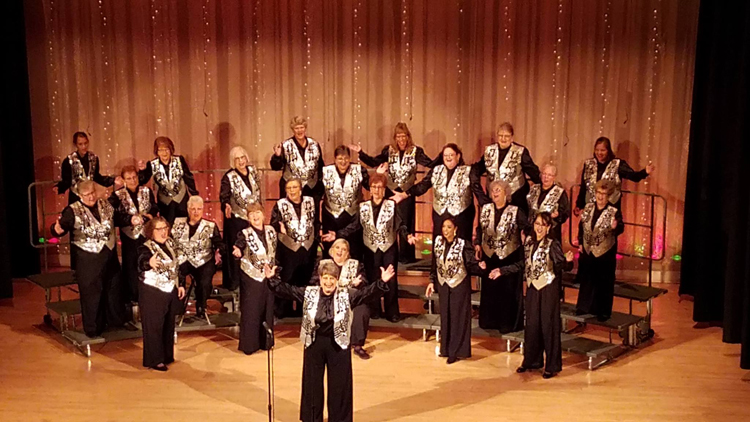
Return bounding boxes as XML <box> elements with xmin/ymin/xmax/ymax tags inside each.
<box><xmin>157</xmin><ymin>148</ymin><xmax>171</xmax><ymax>153</ymax></box>
<box><xmin>154</xmin><ymin>226</ymin><xmax>169</xmax><ymax>232</ymax></box>
<box><xmin>371</xmin><ymin>185</ymin><xmax>385</xmax><ymax>190</ymax></box>
<box><xmin>533</xmin><ymin>222</ymin><xmax>549</xmax><ymax>228</ymax></box>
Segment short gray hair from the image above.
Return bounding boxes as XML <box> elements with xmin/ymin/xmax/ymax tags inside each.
<box><xmin>187</xmin><ymin>195</ymin><xmax>204</xmax><ymax>208</ymax></box>
<box><xmin>488</xmin><ymin>179</ymin><xmax>512</xmax><ymax>199</ymax></box>
<box><xmin>318</xmin><ymin>261</ymin><xmax>341</xmax><ymax>279</ymax></box>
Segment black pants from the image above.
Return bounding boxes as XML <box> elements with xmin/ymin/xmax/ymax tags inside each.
<box><xmin>180</xmin><ymin>260</ymin><xmax>216</xmax><ymax>311</ymax></box>
<box><xmin>509</xmin><ymin>183</ymin><xmax>531</xmax><ymax>214</ymax></box>
<box><xmin>523</xmin><ymin>281</ymin><xmax>563</xmax><ymax>373</ymax></box>
<box><xmin>363</xmin><ymin>244</ymin><xmax>399</xmax><ymax>319</ymax></box>
<box><xmin>350</xmin><ymin>299</ymin><xmax>370</xmax><ymax>347</ymax></box>
<box><xmin>301</xmin><ymin>334</ymin><xmax>353</xmax><ymax>422</ymax></box>
<box><xmin>120</xmin><ymin>234</ymin><xmax>145</xmax><ymax>303</ymax></box>
<box><xmin>158</xmin><ymin>195</ymin><xmax>189</xmax><ymax>225</ymax></box>
<box><xmin>479</xmin><ymin>249</ymin><xmax>524</xmax><ymax>333</ymax></box>
<box><xmin>74</xmin><ymin>246</ymin><xmax>125</xmax><ymax>337</ymax></box>
<box><xmin>321</xmin><ymin>208</ymin><xmax>362</xmax><ymax>260</ymax></box>
<box><xmin>139</xmin><ymin>284</ymin><xmax>181</xmax><ymax>368</ymax></box>
<box><xmin>431</xmin><ymin>206</ymin><xmax>475</xmax><ymax>242</ymax></box>
<box><xmin>278</xmin><ymin>243</ymin><xmax>318</xmax><ymax>318</ymax></box>
<box><xmin>386</xmin><ymin>190</ymin><xmax>416</xmax><ymax>263</ymax></box>
<box><xmin>222</xmin><ymin>216</ymin><xmax>249</xmax><ymax>290</ymax></box>
<box><xmin>576</xmin><ymin>247</ymin><xmax>617</xmax><ymax>318</ymax></box>
<box><xmin>437</xmin><ymin>278</ymin><xmax>472</xmax><ymax>359</ymax></box>
<box><xmin>238</xmin><ymin>273</ymin><xmax>275</xmax><ymax>354</ymax></box>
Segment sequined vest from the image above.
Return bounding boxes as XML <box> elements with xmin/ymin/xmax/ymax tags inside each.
<box><xmin>484</xmin><ymin>143</ymin><xmax>526</xmax><ymax>194</ymax></box>
<box><xmin>142</xmin><ymin>239</ymin><xmax>180</xmax><ymax>293</ymax></box>
<box><xmin>319</xmin><ymin>259</ymin><xmax>361</xmax><ymax>288</ymax></box>
<box><xmin>583</xmin><ymin>158</ymin><xmax>621</xmax><ymax>205</ymax></box>
<box><xmin>282</xmin><ymin>138</ymin><xmax>321</xmax><ymax>188</ymax></box>
<box><xmin>300</xmin><ymin>286</ymin><xmax>352</xmax><ymax>349</ymax></box>
<box><xmin>171</xmin><ymin>218</ymin><xmax>216</xmax><ymax>268</ymax></box>
<box><xmin>431</xmin><ymin>164</ymin><xmax>472</xmax><ymax>216</ymax></box>
<box><xmin>70</xmin><ymin>199</ymin><xmax>116</xmax><ymax>253</ymax></box>
<box><xmin>479</xmin><ymin>203</ymin><xmax>521</xmax><ymax>259</ymax></box>
<box><xmin>277</xmin><ymin>197</ymin><xmax>316</xmax><ymax>251</ymax></box>
<box><xmin>387</xmin><ymin>146</ymin><xmax>418</xmax><ymax>191</ymax></box>
<box><xmin>240</xmin><ymin>225</ymin><xmax>277</xmax><ymax>282</ymax></box>
<box><xmin>227</xmin><ymin>166</ymin><xmax>261</xmax><ymax>220</ymax></box>
<box><xmin>360</xmin><ymin>200</ymin><xmax>397</xmax><ymax>253</ymax></box>
<box><xmin>526</xmin><ymin>183</ymin><xmax>565</xmax><ymax>225</ymax></box>
<box><xmin>523</xmin><ymin>237</ymin><xmax>556</xmax><ymax>290</ymax></box>
<box><xmin>150</xmin><ymin>157</ymin><xmax>187</xmax><ymax>204</ymax></box>
<box><xmin>323</xmin><ymin>164</ymin><xmax>363</xmax><ymax>217</ymax></box>
<box><xmin>116</xmin><ymin>186</ymin><xmax>152</xmax><ymax>239</ymax></box>
<box><xmin>581</xmin><ymin>203</ymin><xmax>618</xmax><ymax>257</ymax></box>
<box><xmin>434</xmin><ymin>236</ymin><xmax>468</xmax><ymax>288</ymax></box>
<box><xmin>67</xmin><ymin>152</ymin><xmax>99</xmax><ymax>197</ymax></box>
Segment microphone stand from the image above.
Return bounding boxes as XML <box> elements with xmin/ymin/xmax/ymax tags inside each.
<box><xmin>263</xmin><ymin>321</ymin><xmax>275</xmax><ymax>422</ymax></box>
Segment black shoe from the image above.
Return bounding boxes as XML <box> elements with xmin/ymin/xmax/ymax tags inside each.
<box><xmin>353</xmin><ymin>346</ymin><xmax>371</xmax><ymax>360</ymax></box>
<box><xmin>370</xmin><ymin>313</ymin><xmax>382</xmax><ymax>320</ymax></box>
<box><xmin>447</xmin><ymin>357</ymin><xmax>458</xmax><ymax>364</ymax></box>
<box><xmin>151</xmin><ymin>364</ymin><xmax>168</xmax><ymax>372</ymax></box>
<box><xmin>386</xmin><ymin>314</ymin><xmax>402</xmax><ymax>323</ymax></box>
<box><xmin>196</xmin><ymin>307</ymin><xmax>205</xmax><ymax>318</ymax></box>
<box><xmin>542</xmin><ymin>371</ymin><xmax>557</xmax><ymax>379</ymax></box>
<box><xmin>516</xmin><ymin>366</ymin><xmax>528</xmax><ymax>373</ymax></box>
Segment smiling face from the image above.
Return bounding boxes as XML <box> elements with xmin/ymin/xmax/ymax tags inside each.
<box><xmin>123</xmin><ymin>170</ymin><xmax>139</xmax><ymax>191</ymax></box>
<box><xmin>286</xmin><ymin>180</ymin><xmax>302</xmax><ymax>203</ymax></box>
<box><xmin>157</xmin><ymin>145</ymin><xmax>171</xmax><ymax>163</ymax></box>
<box><xmin>370</xmin><ymin>181</ymin><xmax>385</xmax><ymax>204</ymax></box>
<box><xmin>395</xmin><ymin>131</ymin><xmax>409</xmax><ymax>151</ymax></box>
<box><xmin>234</xmin><ymin>154</ymin><xmax>248</xmax><ymax>169</ymax></box>
<box><xmin>320</xmin><ymin>274</ymin><xmax>338</xmax><ymax>295</ymax></box>
<box><xmin>541</xmin><ymin>166</ymin><xmax>556</xmax><ymax>189</ymax></box>
<box><xmin>441</xmin><ymin>219</ymin><xmax>457</xmax><ymax>242</ymax></box>
<box><xmin>442</xmin><ymin>147</ymin><xmax>460</xmax><ymax>170</ymax></box>
<box><xmin>595</xmin><ymin>143</ymin><xmax>609</xmax><ymax>163</ymax></box>
<box><xmin>490</xmin><ymin>185</ymin><xmax>507</xmax><ymax>207</ymax></box>
<box><xmin>595</xmin><ymin>187</ymin><xmax>609</xmax><ymax>208</ymax></box>
<box><xmin>335</xmin><ymin>153</ymin><xmax>351</xmax><ymax>173</ymax></box>
<box><xmin>533</xmin><ymin>216</ymin><xmax>550</xmax><ymax>239</ymax></box>
<box><xmin>497</xmin><ymin>129</ymin><xmax>513</xmax><ymax>149</ymax></box>
<box><xmin>248</xmin><ymin>210</ymin><xmax>264</xmax><ymax>230</ymax></box>
<box><xmin>293</xmin><ymin>124</ymin><xmax>307</xmax><ymax>140</ymax></box>
<box><xmin>79</xmin><ymin>185</ymin><xmax>97</xmax><ymax>207</ymax></box>
<box><xmin>331</xmin><ymin>242</ymin><xmax>350</xmax><ymax>264</ymax></box>
<box><xmin>75</xmin><ymin>135</ymin><xmax>90</xmax><ymax>155</ymax></box>
<box><xmin>153</xmin><ymin>222</ymin><xmax>170</xmax><ymax>243</ymax></box>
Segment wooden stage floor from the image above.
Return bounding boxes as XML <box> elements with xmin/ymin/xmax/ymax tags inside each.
<box><xmin>1</xmin><ymin>279</ymin><xmax>749</xmax><ymax>422</ymax></box>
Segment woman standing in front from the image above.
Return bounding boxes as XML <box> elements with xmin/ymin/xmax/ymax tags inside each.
<box><xmin>137</xmin><ymin>217</ymin><xmax>186</xmax><ymax>371</ymax></box>
<box><xmin>265</xmin><ymin>261</ymin><xmax>394</xmax><ymax>422</ymax></box>
<box><xmin>426</xmin><ymin>218</ymin><xmax>485</xmax><ymax>364</ymax></box>
<box><xmin>232</xmin><ymin>203</ymin><xmax>277</xmax><ymax>355</ymax></box>
<box><xmin>505</xmin><ymin>212</ymin><xmax>574</xmax><ymax>379</ymax></box>
<box><xmin>220</xmin><ymin>146</ymin><xmax>262</xmax><ymax>291</ymax></box>
<box><xmin>138</xmin><ymin>136</ymin><xmax>198</xmax><ymax>224</ymax></box>
<box><xmin>350</xmin><ymin>122</ymin><xmax>437</xmax><ymax>263</ymax></box>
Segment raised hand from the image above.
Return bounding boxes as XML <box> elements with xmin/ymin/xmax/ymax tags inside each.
<box><xmin>137</xmin><ymin>160</ymin><xmax>147</xmax><ymax>171</ymax></box>
<box><xmin>565</xmin><ymin>251</ymin><xmax>575</xmax><ymax>262</ymax></box>
<box><xmin>232</xmin><ymin>246</ymin><xmax>242</xmax><ymax>258</ymax></box>
<box><xmin>407</xmin><ymin>234</ymin><xmax>417</xmax><ymax>245</ymax></box>
<box><xmin>273</xmin><ymin>143</ymin><xmax>283</xmax><ymax>156</ymax></box>
<box><xmin>149</xmin><ymin>254</ymin><xmax>160</xmax><ymax>270</ymax></box>
<box><xmin>489</xmin><ymin>268</ymin><xmax>502</xmax><ymax>280</ymax></box>
<box><xmin>646</xmin><ymin>163</ymin><xmax>656</xmax><ymax>174</ymax></box>
<box><xmin>376</xmin><ymin>162</ymin><xmax>388</xmax><ymax>174</ymax></box>
<box><xmin>347</xmin><ymin>144</ymin><xmax>362</xmax><ymax>154</ymax></box>
<box><xmin>53</xmin><ymin>216</ymin><xmax>63</xmax><ymax>236</ymax></box>
<box><xmin>114</xmin><ymin>176</ymin><xmax>124</xmax><ymax>190</ymax></box>
<box><xmin>380</xmin><ymin>264</ymin><xmax>395</xmax><ymax>282</ymax></box>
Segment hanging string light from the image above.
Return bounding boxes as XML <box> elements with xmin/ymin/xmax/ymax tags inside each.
<box><xmin>454</xmin><ymin>0</ymin><xmax>463</xmax><ymax>143</ymax></box>
<box><xmin>551</xmin><ymin>0</ymin><xmax>564</xmax><ymax>160</ymax></box>
<box><xmin>353</xmin><ymin>0</ymin><xmax>362</xmax><ymax>142</ymax></box>
<box><xmin>597</xmin><ymin>0</ymin><xmax>612</xmax><ymax>136</ymax></box>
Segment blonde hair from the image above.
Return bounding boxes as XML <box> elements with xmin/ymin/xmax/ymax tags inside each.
<box><xmin>595</xmin><ymin>180</ymin><xmax>616</xmax><ymax>195</ymax></box>
<box><xmin>488</xmin><ymin>179</ymin><xmax>512</xmax><ymax>199</ymax></box>
<box><xmin>289</xmin><ymin>116</ymin><xmax>308</xmax><ymax>130</ymax></box>
<box><xmin>229</xmin><ymin>146</ymin><xmax>250</xmax><ymax>169</ymax></box>
<box><xmin>77</xmin><ymin>180</ymin><xmax>96</xmax><ymax>195</ymax></box>
<box><xmin>331</xmin><ymin>238</ymin><xmax>350</xmax><ymax>254</ymax></box>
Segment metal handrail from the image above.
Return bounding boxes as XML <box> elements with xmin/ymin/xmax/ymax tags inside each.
<box><xmin>567</xmin><ymin>184</ymin><xmax>668</xmax><ymax>287</ymax></box>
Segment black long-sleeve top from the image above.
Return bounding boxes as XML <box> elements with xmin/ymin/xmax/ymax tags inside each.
<box><xmin>137</xmin><ymin>241</ymin><xmax>186</xmax><ymax>287</ymax></box>
<box><xmin>56</xmin><ymin>152</ymin><xmax>115</xmax><ymax>194</ymax></box>
<box><xmin>499</xmin><ymin>237</ymin><xmax>574</xmax><ymax>275</ymax></box>
<box><xmin>474</xmin><ymin>204</ymin><xmax>529</xmax><ymax>246</ymax></box>
<box><xmin>138</xmin><ymin>155</ymin><xmax>198</xmax><ymax>196</ymax></box>
<box><xmin>429</xmin><ymin>237</ymin><xmax>485</xmax><ymax>288</ymax></box>
<box><xmin>269</xmin><ymin>137</ymin><xmax>325</xmax><ymax>180</ymax></box>
<box><xmin>470</xmin><ymin>145</ymin><xmax>541</xmax><ymax>205</ymax></box>
<box><xmin>577</xmin><ymin>205</ymin><xmax>625</xmax><ymax>248</ymax></box>
<box><xmin>219</xmin><ymin>167</ymin><xmax>261</xmax><ymax>209</ymax></box>
<box><xmin>270</xmin><ymin>197</ymin><xmax>321</xmax><ymax>243</ymax></box>
<box><xmin>309</xmin><ymin>258</ymin><xmax>367</xmax><ymax>287</ymax></box>
<box><xmin>267</xmin><ymin>275</ymin><xmax>389</xmax><ymax>336</ymax></box>
<box><xmin>50</xmin><ymin>201</ymin><xmax>132</xmax><ymax>238</ymax></box>
<box><xmin>358</xmin><ymin>145</ymin><xmax>438</xmax><ymax>169</ymax></box>
<box><xmin>575</xmin><ymin>159</ymin><xmax>649</xmax><ymax>209</ymax></box>
<box><xmin>336</xmin><ymin>199</ymin><xmax>408</xmax><ymax>239</ymax></box>
<box><xmin>530</xmin><ymin>187</ymin><xmax>570</xmax><ymax>228</ymax></box>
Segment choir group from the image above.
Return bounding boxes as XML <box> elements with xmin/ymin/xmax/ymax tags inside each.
<box><xmin>51</xmin><ymin>117</ymin><xmax>654</xmax><ymax>421</ymax></box>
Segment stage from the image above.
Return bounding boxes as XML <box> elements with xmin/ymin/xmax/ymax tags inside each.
<box><xmin>1</xmin><ymin>279</ymin><xmax>748</xmax><ymax>422</ymax></box>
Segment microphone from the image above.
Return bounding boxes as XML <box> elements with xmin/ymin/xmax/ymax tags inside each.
<box><xmin>262</xmin><ymin>321</ymin><xmax>273</xmax><ymax>335</ymax></box>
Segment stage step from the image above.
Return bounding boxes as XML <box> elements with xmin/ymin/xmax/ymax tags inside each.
<box><xmin>561</xmin><ymin>273</ymin><xmax>667</xmax><ymax>302</ymax></box>
<box><xmin>559</xmin><ymin>302</ymin><xmax>643</xmax><ymax>332</ymax></box>
<box><xmin>501</xmin><ymin>330</ymin><xmax>625</xmax><ymax>370</ymax></box>
<box><xmin>27</xmin><ymin>271</ymin><xmax>76</xmax><ymax>289</ymax></box>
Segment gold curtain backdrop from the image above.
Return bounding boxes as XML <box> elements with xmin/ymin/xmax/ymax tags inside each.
<box><xmin>25</xmin><ymin>0</ymin><xmax>699</xmax><ymax>274</ymax></box>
